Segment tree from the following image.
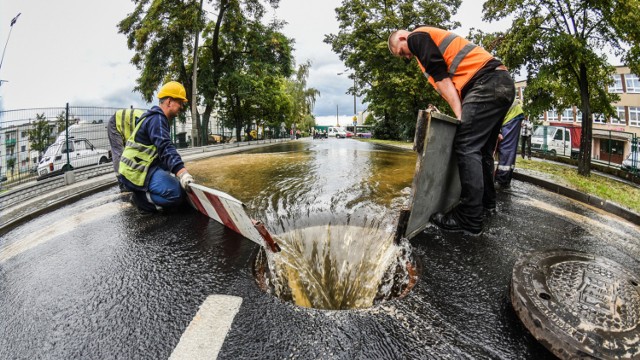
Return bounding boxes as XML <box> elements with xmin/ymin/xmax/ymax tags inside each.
<box><xmin>6</xmin><ymin>157</ymin><xmax>15</xmax><ymax>175</ymax></box>
<box><xmin>119</xmin><ymin>0</ymin><xmax>285</xmax><ymax>147</ymax></box>
<box><xmin>55</xmin><ymin>111</ymin><xmax>67</xmax><ymax>134</ymax></box>
<box><xmin>215</xmin><ymin>14</ymin><xmax>294</xmax><ymax>141</ymax></box>
<box><xmin>28</xmin><ymin>113</ymin><xmax>54</xmax><ymax>160</ymax></box>
<box><xmin>482</xmin><ymin>0</ymin><xmax>640</xmax><ymax>176</ymax></box>
<box><xmin>364</xmin><ymin>113</ymin><xmax>375</xmax><ymax>125</ymax></box>
<box><xmin>325</xmin><ymin>0</ymin><xmax>461</xmax><ymax>140</ymax></box>
<box><xmin>285</xmin><ymin>61</ymin><xmax>320</xmax><ymax>129</ymax></box>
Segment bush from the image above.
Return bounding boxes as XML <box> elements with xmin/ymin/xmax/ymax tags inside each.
<box><xmin>372</xmin><ymin>117</ymin><xmax>399</xmax><ymax>140</ymax></box>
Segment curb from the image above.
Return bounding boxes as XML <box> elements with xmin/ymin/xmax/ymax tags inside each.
<box><xmin>512</xmin><ymin>171</ymin><xmax>640</xmax><ymax>226</ymax></box>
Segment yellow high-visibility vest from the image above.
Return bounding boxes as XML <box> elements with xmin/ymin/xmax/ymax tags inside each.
<box><xmin>115</xmin><ymin>108</ymin><xmax>145</xmax><ymax>141</ymax></box>
<box><xmin>118</xmin><ymin>116</ymin><xmax>157</xmax><ymax>187</ymax></box>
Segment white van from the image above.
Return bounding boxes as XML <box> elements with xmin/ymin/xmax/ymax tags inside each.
<box><xmin>37</xmin><ymin>138</ymin><xmax>110</xmax><ymax>180</ymax></box>
<box><xmin>327</xmin><ymin>126</ymin><xmax>347</xmax><ymax>138</ymax></box>
<box><xmin>531</xmin><ymin>125</ymin><xmax>580</xmax><ymax>158</ymax></box>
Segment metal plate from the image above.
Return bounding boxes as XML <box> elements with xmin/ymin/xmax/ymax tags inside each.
<box><xmin>400</xmin><ymin>110</ymin><xmax>461</xmax><ymax>241</ymax></box>
<box><xmin>511</xmin><ymin>249</ymin><xmax>640</xmax><ymax>359</ymax></box>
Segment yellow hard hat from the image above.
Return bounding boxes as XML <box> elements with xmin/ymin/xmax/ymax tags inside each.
<box><xmin>157</xmin><ymin>81</ymin><xmax>188</xmax><ymax>102</ymax></box>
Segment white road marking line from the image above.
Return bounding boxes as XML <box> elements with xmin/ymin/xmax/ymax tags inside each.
<box><xmin>169</xmin><ymin>295</ymin><xmax>243</xmax><ymax>360</ymax></box>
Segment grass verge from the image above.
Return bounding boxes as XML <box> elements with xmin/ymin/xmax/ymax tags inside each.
<box><xmin>358</xmin><ymin>138</ymin><xmax>640</xmax><ymax>213</ymax></box>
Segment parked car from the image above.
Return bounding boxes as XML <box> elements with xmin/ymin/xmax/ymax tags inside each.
<box><xmin>327</xmin><ymin>126</ymin><xmax>348</xmax><ymax>138</ymax></box>
<box><xmin>37</xmin><ymin>138</ymin><xmax>110</xmax><ymax>180</ymax></box>
<box><xmin>622</xmin><ymin>151</ymin><xmax>640</xmax><ymax>172</ymax></box>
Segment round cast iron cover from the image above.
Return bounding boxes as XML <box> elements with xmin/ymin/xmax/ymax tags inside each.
<box><xmin>511</xmin><ymin>249</ymin><xmax>640</xmax><ymax>359</ymax></box>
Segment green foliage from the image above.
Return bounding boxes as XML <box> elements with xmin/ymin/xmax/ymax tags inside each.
<box><xmin>6</xmin><ymin>157</ymin><xmax>15</xmax><ymax>174</ymax></box>
<box><xmin>364</xmin><ymin>113</ymin><xmax>375</xmax><ymax>125</ymax></box>
<box><xmin>28</xmin><ymin>113</ymin><xmax>54</xmax><ymax>155</ymax></box>
<box><xmin>55</xmin><ymin>111</ymin><xmax>67</xmax><ymax>133</ymax></box>
<box><xmin>482</xmin><ymin>0</ymin><xmax>640</xmax><ymax>175</ymax></box>
<box><xmin>215</xmin><ymin>15</ymin><xmax>295</xmax><ymax>141</ymax></box>
<box><xmin>119</xmin><ymin>0</ymin><xmax>293</xmax><ymax>145</ymax></box>
<box><xmin>325</xmin><ymin>0</ymin><xmax>461</xmax><ymax>140</ymax></box>
<box><xmin>372</xmin><ymin>116</ymin><xmax>400</xmax><ymax>140</ymax></box>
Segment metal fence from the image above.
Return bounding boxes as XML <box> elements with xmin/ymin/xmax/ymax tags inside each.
<box><xmin>0</xmin><ymin>105</ymin><xmax>119</xmax><ymax>188</ymax></box>
<box><xmin>0</xmin><ymin>104</ymin><xmax>289</xmax><ymax>189</ymax></box>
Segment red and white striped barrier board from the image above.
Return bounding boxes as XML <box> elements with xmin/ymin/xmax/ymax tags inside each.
<box><xmin>186</xmin><ymin>183</ymin><xmax>281</xmax><ymax>252</ymax></box>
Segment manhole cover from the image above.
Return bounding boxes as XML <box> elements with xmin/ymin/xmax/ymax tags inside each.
<box><xmin>511</xmin><ymin>249</ymin><xmax>640</xmax><ymax>359</ymax></box>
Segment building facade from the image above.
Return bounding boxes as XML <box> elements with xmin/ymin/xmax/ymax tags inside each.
<box><xmin>515</xmin><ymin>65</ymin><xmax>640</xmax><ymax>164</ymax></box>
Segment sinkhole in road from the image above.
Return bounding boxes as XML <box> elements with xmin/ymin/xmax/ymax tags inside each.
<box><xmin>253</xmin><ymin>224</ymin><xmax>418</xmax><ymax>310</ymax></box>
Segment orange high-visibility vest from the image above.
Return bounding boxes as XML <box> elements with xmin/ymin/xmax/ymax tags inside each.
<box><xmin>411</xmin><ymin>26</ymin><xmax>494</xmax><ymax>97</ymax></box>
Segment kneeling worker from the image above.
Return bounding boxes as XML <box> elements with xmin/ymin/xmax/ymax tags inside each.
<box><xmin>119</xmin><ymin>81</ymin><xmax>195</xmax><ymax>212</ymax></box>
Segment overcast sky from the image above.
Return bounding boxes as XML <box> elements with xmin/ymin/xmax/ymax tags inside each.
<box><xmin>0</xmin><ymin>0</ymin><xmax>511</xmax><ymax>125</ymax></box>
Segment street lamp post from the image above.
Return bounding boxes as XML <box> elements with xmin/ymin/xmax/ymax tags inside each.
<box><xmin>0</xmin><ymin>13</ymin><xmax>21</xmax><ymax>87</ymax></box>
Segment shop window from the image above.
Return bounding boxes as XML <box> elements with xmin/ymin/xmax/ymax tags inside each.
<box><xmin>547</xmin><ymin>109</ymin><xmax>558</xmax><ymax>121</ymax></box>
<box><xmin>561</xmin><ymin>109</ymin><xmax>574</xmax><ymax>122</ymax></box>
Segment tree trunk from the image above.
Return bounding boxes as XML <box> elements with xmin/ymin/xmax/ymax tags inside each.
<box><xmin>577</xmin><ymin>62</ymin><xmax>592</xmax><ymax>176</ymax></box>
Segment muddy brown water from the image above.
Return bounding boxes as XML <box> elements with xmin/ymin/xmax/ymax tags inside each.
<box><xmin>188</xmin><ymin>139</ymin><xmax>418</xmax><ymax>309</ymax></box>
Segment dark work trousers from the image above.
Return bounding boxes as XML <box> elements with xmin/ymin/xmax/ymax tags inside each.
<box><xmin>495</xmin><ymin>114</ymin><xmax>524</xmax><ymax>186</ymax></box>
<box><xmin>451</xmin><ymin>70</ymin><xmax>515</xmax><ymax>230</ymax></box>
<box><xmin>126</xmin><ymin>168</ymin><xmax>185</xmax><ymax>212</ymax></box>
<box><xmin>521</xmin><ymin>135</ymin><xmax>532</xmax><ymax>159</ymax></box>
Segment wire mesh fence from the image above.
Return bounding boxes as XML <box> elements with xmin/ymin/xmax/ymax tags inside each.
<box><xmin>0</xmin><ymin>105</ymin><xmax>119</xmax><ymax>188</ymax></box>
<box><xmin>0</xmin><ymin>104</ymin><xmax>291</xmax><ymax>190</ymax></box>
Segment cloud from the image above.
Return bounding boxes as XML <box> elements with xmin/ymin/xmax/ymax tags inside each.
<box><xmin>0</xmin><ymin>0</ymin><xmax>513</xmax><ymax>119</ymax></box>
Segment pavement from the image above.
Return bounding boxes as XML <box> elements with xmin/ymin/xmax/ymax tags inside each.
<box><xmin>0</xmin><ymin>139</ymin><xmax>291</xmax><ymax>234</ymax></box>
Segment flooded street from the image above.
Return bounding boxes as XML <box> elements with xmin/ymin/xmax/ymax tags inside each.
<box><xmin>189</xmin><ymin>139</ymin><xmax>418</xmax><ymax>310</ymax></box>
<box><xmin>1</xmin><ymin>138</ymin><xmax>638</xmax><ymax>359</ymax></box>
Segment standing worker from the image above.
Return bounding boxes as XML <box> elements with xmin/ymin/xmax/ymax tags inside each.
<box><xmin>521</xmin><ymin>116</ymin><xmax>533</xmax><ymax>160</ymax></box>
<box><xmin>119</xmin><ymin>81</ymin><xmax>195</xmax><ymax>213</ymax></box>
<box><xmin>388</xmin><ymin>26</ymin><xmax>515</xmax><ymax>234</ymax></box>
<box><xmin>495</xmin><ymin>98</ymin><xmax>525</xmax><ymax>189</ymax></box>
<box><xmin>107</xmin><ymin>108</ymin><xmax>145</xmax><ymax>188</ymax></box>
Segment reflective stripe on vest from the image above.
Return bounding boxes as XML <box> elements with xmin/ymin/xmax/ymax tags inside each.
<box><xmin>115</xmin><ymin>108</ymin><xmax>145</xmax><ymax>142</ymax></box>
<box><xmin>118</xmin><ymin>116</ymin><xmax>158</xmax><ymax>187</ymax></box>
<box><xmin>411</xmin><ymin>26</ymin><xmax>495</xmax><ymax>97</ymax></box>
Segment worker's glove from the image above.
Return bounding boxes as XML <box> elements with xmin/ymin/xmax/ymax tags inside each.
<box><xmin>179</xmin><ymin>172</ymin><xmax>195</xmax><ymax>192</ymax></box>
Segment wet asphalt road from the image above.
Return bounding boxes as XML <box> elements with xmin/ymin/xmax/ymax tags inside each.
<box><xmin>1</xmin><ymin>138</ymin><xmax>639</xmax><ymax>359</ymax></box>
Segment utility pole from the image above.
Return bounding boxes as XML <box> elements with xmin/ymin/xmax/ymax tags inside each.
<box><xmin>0</xmin><ymin>13</ymin><xmax>21</xmax><ymax>87</ymax></box>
